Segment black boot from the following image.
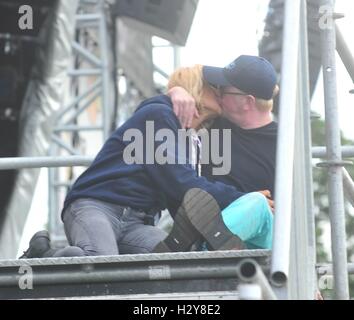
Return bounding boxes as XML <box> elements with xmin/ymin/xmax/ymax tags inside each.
<box><xmin>184</xmin><ymin>188</ymin><xmax>245</xmax><ymax>251</ymax></box>
<box><xmin>153</xmin><ymin>188</ymin><xmax>245</xmax><ymax>253</ymax></box>
<box><xmin>19</xmin><ymin>230</ymin><xmax>51</xmax><ymax>259</ymax></box>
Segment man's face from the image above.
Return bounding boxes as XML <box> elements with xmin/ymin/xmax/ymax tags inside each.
<box><xmin>218</xmin><ymin>86</ymin><xmax>248</xmax><ymax>125</ymax></box>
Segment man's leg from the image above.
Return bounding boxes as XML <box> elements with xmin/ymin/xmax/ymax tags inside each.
<box><xmin>221</xmin><ymin>192</ymin><xmax>274</xmax><ymax>249</ymax></box>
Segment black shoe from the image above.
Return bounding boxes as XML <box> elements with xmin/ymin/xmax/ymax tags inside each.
<box><xmin>18</xmin><ymin>230</ymin><xmax>51</xmax><ymax>259</ymax></box>
<box><xmin>184</xmin><ymin>188</ymin><xmax>245</xmax><ymax>251</ymax></box>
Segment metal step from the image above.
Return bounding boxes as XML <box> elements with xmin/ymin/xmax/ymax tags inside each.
<box><xmin>0</xmin><ymin>250</ymin><xmax>270</xmax><ymax>299</ymax></box>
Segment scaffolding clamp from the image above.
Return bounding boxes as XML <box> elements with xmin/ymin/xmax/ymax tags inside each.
<box><xmin>317</xmin><ymin>160</ymin><xmax>353</xmax><ymax>168</ymax></box>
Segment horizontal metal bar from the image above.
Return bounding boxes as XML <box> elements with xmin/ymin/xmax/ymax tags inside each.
<box><xmin>0</xmin><ymin>250</ymin><xmax>271</xmax><ymax>288</ymax></box>
<box><xmin>53</xmin><ymin>182</ymin><xmax>72</xmax><ymax>188</ymax></box>
<box><xmin>0</xmin><ymin>156</ymin><xmax>93</xmax><ymax>170</ymax></box>
<box><xmin>68</xmin><ymin>69</ymin><xmax>102</xmax><ymax>77</ymax></box>
<box><xmin>54</xmin><ymin>125</ymin><xmax>103</xmax><ymax>132</ymax></box>
<box><xmin>312</xmin><ymin>146</ymin><xmax>354</xmax><ymax>158</ymax></box>
<box><xmin>0</xmin><ymin>250</ymin><xmax>271</xmax><ymax>267</ymax></box>
<box><xmin>317</xmin><ymin>263</ymin><xmax>354</xmax><ymax>275</ymax></box>
<box><xmin>75</xmin><ymin>14</ymin><xmax>101</xmax><ymax>22</ymax></box>
<box><xmin>0</xmin><ymin>33</ymin><xmax>40</xmax><ymax>44</ymax></box>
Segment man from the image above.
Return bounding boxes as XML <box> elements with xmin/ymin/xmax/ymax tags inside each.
<box><xmin>169</xmin><ymin>55</ymin><xmax>278</xmax><ymax>197</ymax></box>
<box><xmin>154</xmin><ymin>55</ymin><xmax>278</xmax><ymax>252</ymax></box>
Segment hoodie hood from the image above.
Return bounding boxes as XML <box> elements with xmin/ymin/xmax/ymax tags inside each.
<box><xmin>135</xmin><ymin>94</ymin><xmax>172</xmax><ymax>113</ymax></box>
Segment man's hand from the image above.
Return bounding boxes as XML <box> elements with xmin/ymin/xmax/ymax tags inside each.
<box><xmin>168</xmin><ymin>86</ymin><xmax>199</xmax><ymax>128</ymax></box>
<box><xmin>258</xmin><ymin>190</ymin><xmax>274</xmax><ymax>213</ymax></box>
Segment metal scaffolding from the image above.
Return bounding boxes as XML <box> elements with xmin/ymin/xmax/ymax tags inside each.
<box><xmin>47</xmin><ymin>0</ymin><xmax>115</xmax><ymax>244</ymax></box>
<box><xmin>317</xmin><ymin>0</ymin><xmax>350</xmax><ymax>299</ymax></box>
<box><xmin>0</xmin><ymin>0</ymin><xmax>354</xmax><ymax>300</ymax></box>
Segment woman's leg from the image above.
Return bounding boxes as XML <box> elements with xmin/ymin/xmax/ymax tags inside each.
<box><xmin>221</xmin><ymin>192</ymin><xmax>273</xmax><ymax>249</ymax></box>
<box><xmin>62</xmin><ymin>199</ymin><xmax>121</xmax><ymax>256</ymax></box>
<box><xmin>119</xmin><ymin>209</ymin><xmax>167</xmax><ymax>254</ymax></box>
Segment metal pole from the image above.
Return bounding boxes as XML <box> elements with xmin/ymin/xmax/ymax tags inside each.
<box><xmin>99</xmin><ymin>0</ymin><xmax>111</xmax><ymax>139</ymax></box>
<box><xmin>287</xmin><ymin>0</ymin><xmax>317</xmax><ymax>300</ymax></box>
<box><xmin>0</xmin><ymin>156</ymin><xmax>93</xmax><ymax>170</ymax></box>
<box><xmin>271</xmin><ymin>0</ymin><xmax>301</xmax><ymax>294</ymax></box>
<box><xmin>237</xmin><ymin>259</ymin><xmax>277</xmax><ymax>300</ymax></box>
<box><xmin>319</xmin><ymin>0</ymin><xmax>349</xmax><ymax>300</ymax></box>
<box><xmin>343</xmin><ymin>168</ymin><xmax>354</xmax><ymax>207</ymax></box>
<box><xmin>0</xmin><ymin>262</ymin><xmax>265</xmax><ymax>287</ymax></box>
<box><xmin>336</xmin><ymin>24</ymin><xmax>354</xmax><ymax>83</ymax></box>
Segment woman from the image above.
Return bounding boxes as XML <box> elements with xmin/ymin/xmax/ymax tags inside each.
<box><xmin>20</xmin><ymin>64</ymin><xmax>252</xmax><ymax>258</ymax></box>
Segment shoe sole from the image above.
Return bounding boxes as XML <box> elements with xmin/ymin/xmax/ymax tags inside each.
<box><xmin>185</xmin><ymin>188</ymin><xmax>245</xmax><ymax>251</ymax></box>
<box><xmin>153</xmin><ymin>189</ymin><xmax>207</xmax><ymax>253</ymax></box>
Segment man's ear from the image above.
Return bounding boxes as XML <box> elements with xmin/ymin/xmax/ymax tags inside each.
<box><xmin>243</xmin><ymin>95</ymin><xmax>255</xmax><ymax>111</ymax></box>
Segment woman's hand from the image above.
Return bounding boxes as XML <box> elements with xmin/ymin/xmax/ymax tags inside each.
<box><xmin>258</xmin><ymin>190</ymin><xmax>274</xmax><ymax>213</ymax></box>
<box><xmin>168</xmin><ymin>86</ymin><xmax>199</xmax><ymax>128</ymax></box>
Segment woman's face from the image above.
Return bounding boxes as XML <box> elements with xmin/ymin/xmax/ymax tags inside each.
<box><xmin>200</xmin><ymin>86</ymin><xmax>222</xmax><ymax>116</ymax></box>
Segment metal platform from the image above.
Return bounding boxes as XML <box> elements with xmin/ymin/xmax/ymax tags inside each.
<box><xmin>0</xmin><ymin>250</ymin><xmax>270</xmax><ymax>299</ymax></box>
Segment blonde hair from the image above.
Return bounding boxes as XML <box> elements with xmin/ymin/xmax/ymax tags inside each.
<box><xmin>167</xmin><ymin>64</ymin><xmax>205</xmax><ymax>113</ymax></box>
<box><xmin>255</xmin><ymin>85</ymin><xmax>280</xmax><ymax>112</ymax></box>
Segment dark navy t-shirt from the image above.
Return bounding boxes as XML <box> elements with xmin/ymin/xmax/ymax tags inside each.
<box><xmin>202</xmin><ymin>117</ymin><xmax>277</xmax><ymax>197</ymax></box>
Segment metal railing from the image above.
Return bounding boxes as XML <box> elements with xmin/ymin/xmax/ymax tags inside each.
<box><xmin>317</xmin><ymin>0</ymin><xmax>350</xmax><ymax>299</ymax></box>
<box><xmin>271</xmin><ymin>0</ymin><xmax>307</xmax><ymax>299</ymax></box>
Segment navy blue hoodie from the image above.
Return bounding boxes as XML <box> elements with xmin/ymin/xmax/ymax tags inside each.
<box><xmin>63</xmin><ymin>95</ymin><xmax>244</xmax><ymax>217</ymax></box>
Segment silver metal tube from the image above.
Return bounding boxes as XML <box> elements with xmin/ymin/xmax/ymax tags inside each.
<box><xmin>51</xmin><ymin>135</ymin><xmax>80</xmax><ymax>156</ymax></box>
<box><xmin>342</xmin><ymin>168</ymin><xmax>354</xmax><ymax>207</ymax></box>
<box><xmin>271</xmin><ymin>0</ymin><xmax>302</xmax><ymax>290</ymax></box>
<box><xmin>67</xmin><ymin>69</ymin><xmax>102</xmax><ymax>77</ymax></box>
<box><xmin>63</xmin><ymin>87</ymin><xmax>101</xmax><ymax>125</ymax></box>
<box><xmin>289</xmin><ymin>0</ymin><xmax>317</xmax><ymax>300</ymax></box>
<box><xmin>320</xmin><ymin>0</ymin><xmax>349</xmax><ymax>300</ymax></box>
<box><xmin>154</xmin><ymin>65</ymin><xmax>169</xmax><ymax>80</ymax></box>
<box><xmin>57</xmin><ymin>79</ymin><xmax>102</xmax><ymax>121</ymax></box>
<box><xmin>54</xmin><ymin>125</ymin><xmax>103</xmax><ymax>132</ymax></box>
<box><xmin>99</xmin><ymin>2</ymin><xmax>112</xmax><ymax>139</ymax></box>
<box><xmin>75</xmin><ymin>14</ymin><xmax>101</xmax><ymax>23</ymax></box>
<box><xmin>0</xmin><ymin>262</ymin><xmax>255</xmax><ymax>287</ymax></box>
<box><xmin>312</xmin><ymin>146</ymin><xmax>354</xmax><ymax>158</ymax></box>
<box><xmin>336</xmin><ymin>24</ymin><xmax>354</xmax><ymax>83</ymax></box>
<box><xmin>237</xmin><ymin>259</ymin><xmax>277</xmax><ymax>300</ymax></box>
<box><xmin>0</xmin><ymin>156</ymin><xmax>93</xmax><ymax>170</ymax></box>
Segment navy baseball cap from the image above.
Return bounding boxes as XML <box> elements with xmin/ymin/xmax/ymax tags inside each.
<box><xmin>203</xmin><ymin>55</ymin><xmax>277</xmax><ymax>100</ymax></box>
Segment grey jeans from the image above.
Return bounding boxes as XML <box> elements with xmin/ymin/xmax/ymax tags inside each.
<box><xmin>58</xmin><ymin>198</ymin><xmax>167</xmax><ymax>256</ymax></box>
